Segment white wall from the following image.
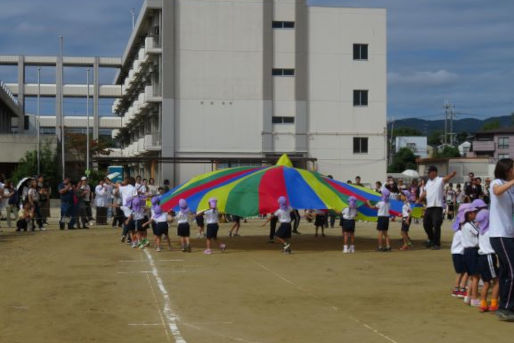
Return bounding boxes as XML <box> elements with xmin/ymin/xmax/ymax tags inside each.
<box><xmin>307</xmin><ymin>6</ymin><xmax>387</xmax><ymax>182</ymax></box>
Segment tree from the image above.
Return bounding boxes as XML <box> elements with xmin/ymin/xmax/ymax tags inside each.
<box><xmin>482</xmin><ymin>120</ymin><xmax>501</xmax><ymax>131</ymax></box>
<box><xmin>433</xmin><ymin>145</ymin><xmax>461</xmax><ymax>158</ymax></box>
<box><xmin>388</xmin><ymin>147</ymin><xmax>417</xmax><ymax>173</ymax></box>
<box><xmin>428</xmin><ymin>130</ymin><xmax>444</xmax><ymax>146</ymax></box>
<box><xmin>391</xmin><ymin>127</ymin><xmax>423</xmax><ymax>137</ymax></box>
<box><xmin>10</xmin><ymin>144</ymin><xmax>59</xmax><ymax>192</ymax></box>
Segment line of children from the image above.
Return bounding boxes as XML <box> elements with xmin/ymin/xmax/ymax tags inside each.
<box><xmin>450</xmin><ymin>203</ymin><xmax>471</xmax><ymax>298</ymax></box>
<box><xmin>460</xmin><ymin>205</ymin><xmax>481</xmax><ymax>307</ymax></box>
<box><xmin>341</xmin><ymin>196</ymin><xmax>357</xmax><ymax>254</ymax></box>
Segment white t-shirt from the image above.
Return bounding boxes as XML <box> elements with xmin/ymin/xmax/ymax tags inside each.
<box><xmin>274</xmin><ymin>207</ymin><xmax>292</xmax><ymax>223</ymax></box>
<box><xmin>119</xmin><ymin>185</ymin><xmax>137</xmax><ymax>207</ymax></box>
<box><xmin>488</xmin><ymin>179</ymin><xmax>514</xmax><ymax>238</ymax></box>
<box><xmin>151</xmin><ymin>209</ymin><xmax>168</xmax><ymax>223</ymax></box>
<box><xmin>478</xmin><ymin>230</ymin><xmax>495</xmax><ymax>255</ymax></box>
<box><xmin>342</xmin><ymin>207</ymin><xmax>357</xmax><ymax>220</ymax></box>
<box><xmin>28</xmin><ymin>188</ymin><xmax>39</xmax><ymax>202</ymax></box>
<box><xmin>402</xmin><ymin>203</ymin><xmax>411</xmax><ymax>218</ymax></box>
<box><xmin>376</xmin><ymin>201</ymin><xmax>390</xmax><ymax>217</ymax></box>
<box><xmin>204</xmin><ymin>209</ymin><xmax>219</xmax><ymax>224</ymax></box>
<box><xmin>95</xmin><ymin>185</ymin><xmax>106</xmax><ymax>207</ymax></box>
<box><xmin>451</xmin><ymin>230</ymin><xmax>464</xmax><ymax>255</ymax></box>
<box><xmin>133</xmin><ymin>208</ymin><xmax>145</xmax><ymax>221</ymax></box>
<box><xmin>425</xmin><ymin>176</ymin><xmax>445</xmax><ymax>208</ymax></box>
<box><xmin>175</xmin><ymin>210</ymin><xmax>190</xmax><ymax>224</ymax></box>
<box><xmin>461</xmin><ymin>222</ymin><xmax>479</xmax><ymax>248</ymax></box>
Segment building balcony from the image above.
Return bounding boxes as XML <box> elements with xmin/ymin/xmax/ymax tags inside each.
<box><xmin>137</xmin><ymin>137</ymin><xmax>145</xmax><ymax>152</ymax></box>
<box><xmin>144</xmin><ymin>133</ymin><xmax>161</xmax><ymax>151</ymax></box>
<box><xmin>145</xmin><ymin>36</ymin><xmax>162</xmax><ymax>55</ymax></box>
<box><xmin>144</xmin><ymin>85</ymin><xmax>162</xmax><ymax>102</ymax></box>
<box><xmin>472</xmin><ymin>140</ymin><xmax>495</xmax><ymax>152</ymax></box>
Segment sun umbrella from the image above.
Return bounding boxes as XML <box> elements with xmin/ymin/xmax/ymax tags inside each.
<box><xmin>16</xmin><ymin>177</ymin><xmax>33</xmax><ymax>191</ymax></box>
<box><xmin>401</xmin><ymin>169</ymin><xmax>419</xmax><ymax>178</ymax></box>
<box><xmin>160</xmin><ymin>154</ymin><xmax>353</xmax><ymax>217</ymax></box>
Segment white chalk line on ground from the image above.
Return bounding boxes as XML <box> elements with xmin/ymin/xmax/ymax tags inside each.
<box><xmin>252</xmin><ymin>261</ymin><xmax>399</xmax><ymax>343</ymax></box>
<box><xmin>181</xmin><ymin>322</ymin><xmax>263</xmax><ymax>343</ymax></box>
<box><xmin>119</xmin><ymin>259</ymin><xmax>184</xmax><ymax>263</ymax></box>
<box><xmin>128</xmin><ymin>323</ymin><xmax>162</xmax><ymax>326</ymax></box>
<box><xmin>144</xmin><ymin>249</ymin><xmax>187</xmax><ymax>343</ymax></box>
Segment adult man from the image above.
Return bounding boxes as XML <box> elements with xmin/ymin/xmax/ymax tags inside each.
<box><xmin>117</xmin><ymin>177</ymin><xmax>138</xmax><ymax>242</ymax></box>
<box><xmin>80</xmin><ymin>177</ymin><xmax>93</xmax><ymax>224</ymax></box>
<box><xmin>95</xmin><ymin>179</ymin><xmax>108</xmax><ymax>225</ymax></box>
<box><xmin>418</xmin><ymin>166</ymin><xmax>456</xmax><ymax>249</ymax></box>
<box><xmin>464</xmin><ymin>172</ymin><xmax>475</xmax><ymax>199</ymax></box>
<box><xmin>58</xmin><ymin>177</ymin><xmax>75</xmax><ymax>230</ymax></box>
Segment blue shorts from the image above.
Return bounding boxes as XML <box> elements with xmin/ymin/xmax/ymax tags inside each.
<box><xmin>478</xmin><ymin>254</ymin><xmax>498</xmax><ymax>282</ymax></box>
<box><xmin>206</xmin><ymin>223</ymin><xmax>219</xmax><ymax>239</ymax></box>
<box><xmin>452</xmin><ymin>254</ymin><xmax>466</xmax><ymax>274</ymax></box>
<box><xmin>177</xmin><ymin>222</ymin><xmax>190</xmax><ymax>237</ymax></box>
<box><xmin>276</xmin><ymin>222</ymin><xmax>292</xmax><ymax>239</ymax></box>
<box><xmin>377</xmin><ymin>216</ymin><xmax>389</xmax><ymax>231</ymax></box>
<box><xmin>154</xmin><ymin>222</ymin><xmax>168</xmax><ymax>236</ymax></box>
<box><xmin>342</xmin><ymin>219</ymin><xmax>355</xmax><ymax>232</ymax></box>
<box><xmin>463</xmin><ymin>247</ymin><xmax>479</xmax><ymax>275</ymax></box>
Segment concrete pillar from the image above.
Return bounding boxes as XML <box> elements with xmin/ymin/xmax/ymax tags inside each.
<box><xmin>262</xmin><ymin>0</ymin><xmax>274</xmax><ymax>153</ymax></box>
<box><xmin>161</xmin><ymin>1</ymin><xmax>176</xmax><ymax>185</ymax></box>
<box><xmin>17</xmin><ymin>56</ymin><xmax>25</xmax><ymax>133</ymax></box>
<box><xmin>295</xmin><ymin>1</ymin><xmax>309</xmax><ymax>153</ymax></box>
<box><xmin>56</xmin><ymin>55</ymin><xmax>63</xmax><ymax>140</ymax></box>
<box><xmin>93</xmin><ymin>57</ymin><xmax>100</xmax><ymax>140</ymax></box>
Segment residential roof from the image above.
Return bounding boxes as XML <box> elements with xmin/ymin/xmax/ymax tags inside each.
<box><xmin>475</xmin><ymin>127</ymin><xmax>514</xmax><ymax>135</ymax></box>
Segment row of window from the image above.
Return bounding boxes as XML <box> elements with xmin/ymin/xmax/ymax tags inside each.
<box><xmin>272</xmin><ymin>21</ymin><xmax>295</xmax><ymax>29</ymax></box>
<box><xmin>498</xmin><ymin>137</ymin><xmax>509</xmax><ymax>149</ymax></box>
<box><xmin>272</xmin><ymin>68</ymin><xmax>295</xmax><ymax>76</ymax></box>
<box><xmin>272</xmin><ymin>116</ymin><xmax>295</xmax><ymax>124</ymax></box>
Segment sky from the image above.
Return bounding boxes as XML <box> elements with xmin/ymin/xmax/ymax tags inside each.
<box><xmin>0</xmin><ymin>0</ymin><xmax>513</xmax><ymax>120</ymax></box>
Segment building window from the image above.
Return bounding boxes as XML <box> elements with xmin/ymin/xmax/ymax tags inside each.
<box><xmin>499</xmin><ymin>154</ymin><xmax>510</xmax><ymax>159</ymax></box>
<box><xmin>272</xmin><ymin>68</ymin><xmax>295</xmax><ymax>76</ymax></box>
<box><xmin>353</xmin><ymin>137</ymin><xmax>368</xmax><ymax>154</ymax></box>
<box><xmin>498</xmin><ymin>137</ymin><xmax>509</xmax><ymax>149</ymax></box>
<box><xmin>353</xmin><ymin>90</ymin><xmax>368</xmax><ymax>106</ymax></box>
<box><xmin>353</xmin><ymin>44</ymin><xmax>368</xmax><ymax>60</ymax></box>
<box><xmin>272</xmin><ymin>21</ymin><xmax>295</xmax><ymax>29</ymax></box>
<box><xmin>272</xmin><ymin>116</ymin><xmax>295</xmax><ymax>124</ymax></box>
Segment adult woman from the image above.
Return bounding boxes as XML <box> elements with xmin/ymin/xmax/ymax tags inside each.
<box><xmin>28</xmin><ymin>179</ymin><xmax>44</xmax><ymax>230</ymax></box>
<box><xmin>488</xmin><ymin>158</ymin><xmax>514</xmax><ymax>321</ymax></box>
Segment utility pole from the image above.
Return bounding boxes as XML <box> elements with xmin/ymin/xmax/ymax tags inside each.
<box><xmin>37</xmin><ymin>67</ymin><xmax>41</xmax><ymax>175</ymax></box>
<box><xmin>449</xmin><ymin>104</ymin><xmax>455</xmax><ymax>145</ymax></box>
<box><xmin>389</xmin><ymin>118</ymin><xmax>395</xmax><ymax>166</ymax></box>
<box><xmin>59</xmin><ymin>35</ymin><xmax>65</xmax><ymax>178</ymax></box>
<box><xmin>444</xmin><ymin>102</ymin><xmax>449</xmax><ymax>145</ymax></box>
<box><xmin>86</xmin><ymin>68</ymin><xmax>90</xmax><ymax>175</ymax></box>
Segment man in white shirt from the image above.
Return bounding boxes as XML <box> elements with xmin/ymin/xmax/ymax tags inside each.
<box><xmin>95</xmin><ymin>180</ymin><xmax>108</xmax><ymax>225</ymax></box>
<box><xmin>418</xmin><ymin>165</ymin><xmax>456</xmax><ymax>250</ymax></box>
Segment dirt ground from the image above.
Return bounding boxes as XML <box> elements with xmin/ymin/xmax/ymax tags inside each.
<box><xmin>0</xmin><ymin>217</ymin><xmax>512</xmax><ymax>343</ymax></box>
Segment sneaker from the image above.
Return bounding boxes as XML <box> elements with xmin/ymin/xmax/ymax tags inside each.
<box><xmin>131</xmin><ymin>242</ymin><xmax>138</xmax><ymax>248</ymax></box>
<box><xmin>496</xmin><ymin>309</ymin><xmax>514</xmax><ymax>321</ymax></box>
<box><xmin>220</xmin><ymin>243</ymin><xmax>226</xmax><ymax>252</ymax></box>
<box><xmin>228</xmin><ymin>232</ymin><xmax>233</xmax><ymax>238</ymax></box>
<box><xmin>432</xmin><ymin>245</ymin><xmax>441</xmax><ymax>250</ymax></box>
<box><xmin>425</xmin><ymin>240</ymin><xmax>433</xmax><ymax>248</ymax></box>
<box><xmin>384</xmin><ymin>246</ymin><xmax>392</xmax><ymax>252</ymax></box>
<box><xmin>156</xmin><ymin>247</ymin><xmax>161</xmax><ymax>252</ymax></box>
<box><xmin>488</xmin><ymin>304</ymin><xmax>499</xmax><ymax>312</ymax></box>
<box><xmin>268</xmin><ymin>239</ymin><xmax>275</xmax><ymax>243</ymax></box>
<box><xmin>458</xmin><ymin>288</ymin><xmax>466</xmax><ymax>298</ymax></box>
<box><xmin>400</xmin><ymin>246</ymin><xmax>409</xmax><ymax>251</ymax></box>
<box><xmin>234</xmin><ymin>233</ymin><xmax>240</xmax><ymax>237</ymax></box>
<box><xmin>39</xmin><ymin>227</ymin><xmax>46</xmax><ymax>231</ymax></box>
<box><xmin>349</xmin><ymin>245</ymin><xmax>355</xmax><ymax>253</ymax></box>
<box><xmin>203</xmin><ymin>249</ymin><xmax>212</xmax><ymax>255</ymax></box>
<box><xmin>377</xmin><ymin>247</ymin><xmax>384</xmax><ymax>252</ymax></box>
<box><xmin>121</xmin><ymin>235</ymin><xmax>126</xmax><ymax>243</ymax></box>
<box><xmin>479</xmin><ymin>304</ymin><xmax>489</xmax><ymax>312</ymax></box>
<box><xmin>343</xmin><ymin>245</ymin><xmax>349</xmax><ymax>254</ymax></box>
<box><xmin>283</xmin><ymin>243</ymin><xmax>291</xmax><ymax>252</ymax></box>
<box><xmin>463</xmin><ymin>296</ymin><xmax>471</xmax><ymax>304</ymax></box>
<box><xmin>144</xmin><ymin>239</ymin><xmax>150</xmax><ymax>247</ymax></box>
<box><xmin>407</xmin><ymin>241</ymin><xmax>413</xmax><ymax>247</ymax></box>
<box><xmin>451</xmin><ymin>287</ymin><xmax>459</xmax><ymax>297</ymax></box>
<box><xmin>186</xmin><ymin>245</ymin><xmax>191</xmax><ymax>252</ymax></box>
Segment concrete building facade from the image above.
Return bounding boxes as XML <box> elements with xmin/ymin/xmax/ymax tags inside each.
<box><xmin>113</xmin><ymin>0</ymin><xmax>387</xmax><ymax>185</ymax></box>
<box><xmin>470</xmin><ymin>127</ymin><xmax>514</xmax><ymax>160</ymax></box>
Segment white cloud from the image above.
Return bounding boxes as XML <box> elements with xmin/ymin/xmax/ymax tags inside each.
<box><xmin>388</xmin><ymin>70</ymin><xmax>458</xmax><ymax>86</ymax></box>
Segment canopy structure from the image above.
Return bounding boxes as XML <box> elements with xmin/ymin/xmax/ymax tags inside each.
<box><xmin>160</xmin><ymin>154</ymin><xmax>354</xmax><ymax>217</ymax></box>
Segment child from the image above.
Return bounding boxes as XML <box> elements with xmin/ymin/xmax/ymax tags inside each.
<box><xmin>274</xmin><ymin>196</ymin><xmax>293</xmax><ymax>254</ymax></box>
<box><xmin>201</xmin><ymin>198</ymin><xmax>226</xmax><ymax>255</ymax></box>
<box><xmin>228</xmin><ymin>214</ymin><xmax>241</xmax><ymax>237</ymax></box>
<box><xmin>460</xmin><ymin>205</ymin><xmax>480</xmax><ymax>307</ymax></box>
<box><xmin>314</xmin><ymin>209</ymin><xmax>326</xmax><ymax>237</ymax></box>
<box><xmin>400</xmin><ymin>191</ymin><xmax>413</xmax><ymax>250</ymax></box>
<box><xmin>450</xmin><ymin>203</ymin><xmax>470</xmax><ymax>298</ymax></box>
<box><xmin>131</xmin><ymin>196</ymin><xmax>148</xmax><ymax>249</ymax></box>
<box><xmin>474</xmin><ymin>199</ymin><xmax>499</xmax><ymax>312</ymax></box>
<box><xmin>175</xmin><ymin>199</ymin><xmax>192</xmax><ymax>252</ymax></box>
<box><xmin>341</xmin><ymin>197</ymin><xmax>358</xmax><ymax>254</ymax></box>
<box><xmin>261</xmin><ymin>213</ymin><xmax>278</xmax><ymax>243</ymax></box>
<box><xmin>143</xmin><ymin>196</ymin><xmax>171</xmax><ymax>252</ymax></box>
<box><xmin>16</xmin><ymin>202</ymin><xmax>33</xmax><ymax>232</ymax></box>
<box><xmin>367</xmin><ymin>188</ymin><xmax>391</xmax><ymax>252</ymax></box>
<box><xmin>195</xmin><ymin>213</ymin><xmax>205</xmax><ymax>238</ymax></box>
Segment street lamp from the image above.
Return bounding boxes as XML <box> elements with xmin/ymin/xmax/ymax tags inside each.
<box><xmin>86</xmin><ymin>68</ymin><xmax>90</xmax><ymax>174</ymax></box>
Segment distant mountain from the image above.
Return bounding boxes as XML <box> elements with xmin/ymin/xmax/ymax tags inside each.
<box><xmin>389</xmin><ymin>114</ymin><xmax>514</xmax><ymax>136</ymax></box>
